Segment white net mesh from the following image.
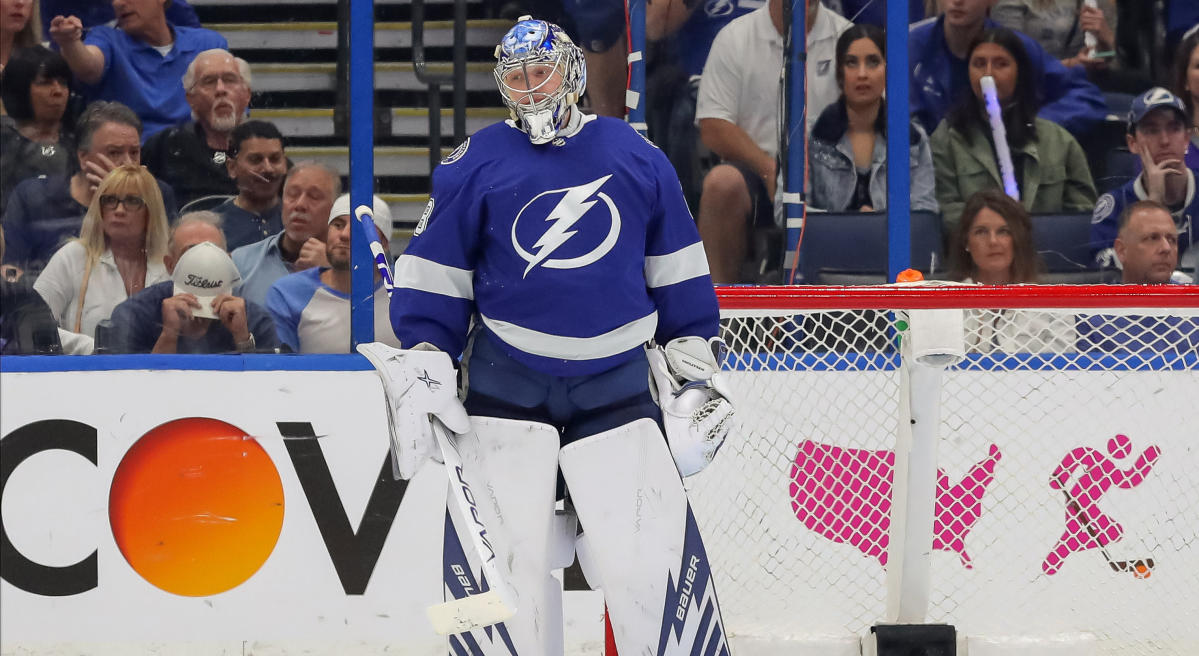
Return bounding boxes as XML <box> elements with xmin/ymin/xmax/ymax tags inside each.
<box><xmin>692</xmin><ymin>288</ymin><xmax>1199</xmax><ymax>654</ymax></box>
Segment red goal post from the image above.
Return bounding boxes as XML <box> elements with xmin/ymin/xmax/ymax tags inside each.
<box><xmin>683</xmin><ymin>283</ymin><xmax>1199</xmax><ymax>655</ymax></box>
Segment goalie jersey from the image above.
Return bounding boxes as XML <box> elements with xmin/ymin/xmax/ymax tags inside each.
<box><xmin>391</xmin><ymin>115</ymin><xmax>719</xmax><ymax>377</ymax></box>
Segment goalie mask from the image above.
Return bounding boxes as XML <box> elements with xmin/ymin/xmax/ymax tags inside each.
<box><xmin>494</xmin><ymin>17</ymin><xmax>587</xmax><ymax>145</ymax></box>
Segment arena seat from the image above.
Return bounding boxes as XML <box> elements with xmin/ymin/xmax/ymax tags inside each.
<box><xmin>797</xmin><ymin>211</ymin><xmax>943</xmax><ymax>285</ymax></box>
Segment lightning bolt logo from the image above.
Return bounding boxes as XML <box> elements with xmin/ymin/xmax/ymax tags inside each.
<box><xmin>511</xmin><ymin>174</ymin><xmax>621</xmax><ymax>278</ymax></box>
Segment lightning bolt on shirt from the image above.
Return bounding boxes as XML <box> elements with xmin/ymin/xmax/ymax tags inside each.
<box><xmin>391</xmin><ymin>114</ymin><xmax>719</xmax><ymax>377</ymax></box>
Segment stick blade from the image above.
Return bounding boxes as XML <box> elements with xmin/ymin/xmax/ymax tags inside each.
<box><xmin>426</xmin><ymin>590</ymin><xmax>516</xmax><ymax>635</ymax></box>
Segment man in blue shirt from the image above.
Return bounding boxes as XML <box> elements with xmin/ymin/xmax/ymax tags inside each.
<box><xmin>1091</xmin><ymin>88</ymin><xmax>1198</xmax><ymax>271</ymax></box>
<box><xmin>266</xmin><ymin>194</ymin><xmax>398</xmax><ymax>353</ymax></box>
<box><xmin>908</xmin><ymin>0</ymin><xmax>1108</xmax><ymax>135</ymax></box>
<box><xmin>48</xmin><ymin>0</ymin><xmax>228</xmax><ymax>139</ymax></box>
<box><xmin>107</xmin><ymin>212</ymin><xmax>278</xmax><ymax>353</ymax></box>
<box><xmin>231</xmin><ymin>161</ymin><xmax>336</xmax><ymax>307</ymax></box>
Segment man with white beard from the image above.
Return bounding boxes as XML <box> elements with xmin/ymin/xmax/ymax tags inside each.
<box><xmin>142</xmin><ymin>49</ymin><xmax>252</xmax><ymax>208</ymax></box>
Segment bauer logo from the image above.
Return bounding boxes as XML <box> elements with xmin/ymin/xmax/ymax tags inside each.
<box><xmin>656</xmin><ymin>506</ymin><xmax>728</xmax><ymax>656</ymax></box>
<box><xmin>0</xmin><ymin>418</ymin><xmax>407</xmax><ymax>597</ymax></box>
<box><xmin>510</xmin><ymin>174</ymin><xmax>621</xmax><ymax>278</ymax></box>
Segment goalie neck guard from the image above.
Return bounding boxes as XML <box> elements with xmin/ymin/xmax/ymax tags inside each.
<box><xmin>494</xmin><ymin>17</ymin><xmax>587</xmax><ymax>145</ymax></box>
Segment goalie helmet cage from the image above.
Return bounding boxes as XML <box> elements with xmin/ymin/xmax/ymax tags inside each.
<box><xmin>634</xmin><ymin>284</ymin><xmax>1198</xmax><ymax>656</ymax></box>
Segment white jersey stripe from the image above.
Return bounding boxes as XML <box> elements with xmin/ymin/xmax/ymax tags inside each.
<box><xmin>480</xmin><ymin>311</ymin><xmax>658</xmax><ymax>360</ymax></box>
<box><xmin>395</xmin><ymin>254</ymin><xmax>475</xmax><ymax>300</ymax></box>
<box><xmin>644</xmin><ymin>242</ymin><xmax>710</xmax><ymax>288</ymax></box>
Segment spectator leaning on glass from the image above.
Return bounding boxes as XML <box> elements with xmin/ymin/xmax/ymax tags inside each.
<box><xmin>948</xmin><ymin>188</ymin><xmax>1075</xmax><ymax>353</ymax></box>
<box><xmin>1172</xmin><ymin>29</ymin><xmax>1199</xmax><ymax>170</ymax></box>
<box><xmin>809</xmin><ymin>24</ymin><xmax>937</xmax><ymax>214</ymax></box>
<box><xmin>1</xmin><ymin>101</ymin><xmax>178</xmax><ymax>280</ymax></box>
<box><xmin>143</xmin><ymin>49</ymin><xmax>253</xmax><ymax>207</ymax></box>
<box><xmin>0</xmin><ymin>46</ymin><xmax>75</xmax><ymax>219</ymax></box>
<box><xmin>211</xmin><ymin>120</ymin><xmax>287</xmax><ymax>251</ymax></box>
<box><xmin>931</xmin><ymin>28</ymin><xmax>1096</xmax><ymax>235</ymax></box>
<box><xmin>33</xmin><ymin>164</ymin><xmax>170</xmax><ymax>353</ymax></box>
<box><xmin>231</xmin><ymin>161</ymin><xmax>337</xmax><ymax>307</ymax></box>
<box><xmin>0</xmin><ymin>0</ymin><xmax>40</xmax><ymax>74</ymax></box>
<box><xmin>1091</xmin><ymin>88</ymin><xmax>1199</xmax><ymax>272</ymax></box>
<box><xmin>48</xmin><ymin>0</ymin><xmax>228</xmax><ymax>139</ymax></box>
<box><xmin>107</xmin><ymin>211</ymin><xmax>279</xmax><ymax>354</ymax></box>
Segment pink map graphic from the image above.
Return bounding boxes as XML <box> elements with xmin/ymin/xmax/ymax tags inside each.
<box><xmin>789</xmin><ymin>441</ymin><xmax>1002</xmax><ymax>567</ymax></box>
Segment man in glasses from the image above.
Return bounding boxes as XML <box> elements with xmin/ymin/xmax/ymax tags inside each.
<box><xmin>143</xmin><ymin>49</ymin><xmax>254</xmax><ymax>208</ymax></box>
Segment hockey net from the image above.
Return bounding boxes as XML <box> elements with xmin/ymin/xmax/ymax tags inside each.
<box><xmin>691</xmin><ymin>284</ymin><xmax>1199</xmax><ymax>655</ymax></box>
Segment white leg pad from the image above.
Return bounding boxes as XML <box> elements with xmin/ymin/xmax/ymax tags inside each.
<box><xmin>443</xmin><ymin>416</ymin><xmax>562</xmax><ymax>655</ymax></box>
<box><xmin>559</xmin><ymin>419</ymin><xmax>731</xmax><ymax>655</ymax></box>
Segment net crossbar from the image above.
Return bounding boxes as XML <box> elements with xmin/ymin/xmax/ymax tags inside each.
<box><xmin>693</xmin><ymin>284</ymin><xmax>1199</xmax><ymax>655</ymax></box>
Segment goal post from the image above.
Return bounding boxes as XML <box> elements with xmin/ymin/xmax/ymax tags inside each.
<box><xmin>688</xmin><ymin>284</ymin><xmax>1199</xmax><ymax>655</ymax></box>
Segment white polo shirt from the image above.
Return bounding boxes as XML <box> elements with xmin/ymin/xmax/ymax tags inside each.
<box><xmin>696</xmin><ymin>3</ymin><xmax>851</xmax><ymax>156</ymax></box>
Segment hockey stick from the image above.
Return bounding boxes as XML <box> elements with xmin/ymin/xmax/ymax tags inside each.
<box><xmin>353</xmin><ymin>204</ymin><xmax>518</xmax><ymax>630</ymax></box>
<box><xmin>1061</xmin><ymin>488</ymin><xmax>1154</xmax><ymax>579</ymax></box>
<box><xmin>427</xmin><ymin>417</ymin><xmax>518</xmax><ymax>633</ymax></box>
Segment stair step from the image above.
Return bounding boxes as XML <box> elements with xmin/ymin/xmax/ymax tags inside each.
<box><xmin>287</xmin><ymin>145</ymin><xmax>451</xmax><ymax>177</ymax></box>
<box><xmin>250</xmin><ymin>107</ymin><xmax>506</xmax><ymax>138</ymax></box>
<box><xmin>216</xmin><ymin>19</ymin><xmax>507</xmax><ymax>50</ymax></box>
<box><xmin>253</xmin><ymin>61</ymin><xmax>496</xmax><ymax>93</ymax></box>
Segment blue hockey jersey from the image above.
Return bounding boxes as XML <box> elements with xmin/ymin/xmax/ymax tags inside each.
<box><xmin>1090</xmin><ymin>169</ymin><xmax>1198</xmax><ymax>267</ymax></box>
<box><xmin>391</xmin><ymin>115</ymin><xmax>719</xmax><ymax>377</ymax></box>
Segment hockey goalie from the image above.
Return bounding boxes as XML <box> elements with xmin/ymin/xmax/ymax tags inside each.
<box><xmin>356</xmin><ymin>16</ymin><xmax>735</xmax><ymax>656</ymax></box>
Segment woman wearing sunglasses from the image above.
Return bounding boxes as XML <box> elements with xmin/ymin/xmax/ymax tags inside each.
<box><xmin>34</xmin><ymin>164</ymin><xmax>170</xmax><ymax>353</ymax></box>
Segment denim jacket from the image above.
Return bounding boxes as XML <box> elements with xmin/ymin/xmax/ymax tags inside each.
<box><xmin>808</xmin><ymin>99</ymin><xmax>939</xmax><ymax>214</ymax></box>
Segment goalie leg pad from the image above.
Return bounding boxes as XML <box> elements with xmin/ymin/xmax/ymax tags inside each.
<box><xmin>443</xmin><ymin>416</ymin><xmax>563</xmax><ymax>655</ymax></box>
<box><xmin>559</xmin><ymin>418</ymin><xmax>731</xmax><ymax>655</ymax></box>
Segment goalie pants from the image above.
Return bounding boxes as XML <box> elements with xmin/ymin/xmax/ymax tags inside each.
<box><xmin>463</xmin><ymin>328</ymin><xmax>662</xmax><ymax>448</ymax></box>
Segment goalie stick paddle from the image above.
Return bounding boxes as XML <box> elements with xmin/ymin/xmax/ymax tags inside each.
<box><xmin>350</xmin><ymin>208</ymin><xmax>518</xmax><ymax>631</ymax></box>
<box><xmin>427</xmin><ymin>418</ymin><xmax>518</xmax><ymax>634</ymax></box>
<box><xmin>1062</xmin><ymin>489</ymin><xmax>1155</xmax><ymax>579</ymax></box>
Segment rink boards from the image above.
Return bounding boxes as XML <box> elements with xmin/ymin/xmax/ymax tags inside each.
<box><xmin>2</xmin><ymin>356</ymin><xmax>1198</xmax><ymax>655</ymax></box>
<box><xmin>0</xmin><ymin>362</ymin><xmax>604</xmax><ymax>656</ymax></box>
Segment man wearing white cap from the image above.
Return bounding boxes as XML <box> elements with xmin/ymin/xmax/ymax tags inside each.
<box><xmin>264</xmin><ymin>194</ymin><xmax>400</xmax><ymax>353</ymax></box>
<box><xmin>107</xmin><ymin>211</ymin><xmax>279</xmax><ymax>353</ymax></box>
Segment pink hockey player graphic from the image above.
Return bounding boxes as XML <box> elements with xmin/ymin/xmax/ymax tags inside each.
<box><xmin>789</xmin><ymin>441</ymin><xmax>1002</xmax><ymax>567</ymax></box>
<box><xmin>1041</xmin><ymin>434</ymin><xmax>1161</xmax><ymax>576</ymax></box>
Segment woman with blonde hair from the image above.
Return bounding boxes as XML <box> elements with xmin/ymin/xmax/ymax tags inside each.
<box><xmin>34</xmin><ymin>164</ymin><xmax>170</xmax><ymax>352</ymax></box>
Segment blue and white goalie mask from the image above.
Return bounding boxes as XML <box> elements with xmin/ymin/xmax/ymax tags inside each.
<box><xmin>494</xmin><ymin>17</ymin><xmax>587</xmax><ymax>145</ymax></box>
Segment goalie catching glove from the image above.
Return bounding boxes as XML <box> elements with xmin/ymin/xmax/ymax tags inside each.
<box><xmin>356</xmin><ymin>343</ymin><xmax>471</xmax><ymax>480</ymax></box>
<box><xmin>647</xmin><ymin>336</ymin><xmax>735</xmax><ymax>477</ymax></box>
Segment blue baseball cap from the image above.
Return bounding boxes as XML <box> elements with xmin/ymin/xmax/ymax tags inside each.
<box><xmin>1128</xmin><ymin>87</ymin><xmax>1188</xmax><ymax>132</ymax></box>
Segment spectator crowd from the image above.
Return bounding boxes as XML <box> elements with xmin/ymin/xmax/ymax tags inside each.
<box><xmin>1</xmin><ymin>0</ymin><xmax>1196</xmax><ymax>356</ymax></box>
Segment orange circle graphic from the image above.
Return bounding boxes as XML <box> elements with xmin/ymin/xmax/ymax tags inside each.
<box><xmin>109</xmin><ymin>417</ymin><xmax>284</xmax><ymax>596</ymax></box>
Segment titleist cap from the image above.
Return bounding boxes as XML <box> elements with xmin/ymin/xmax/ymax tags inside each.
<box><xmin>172</xmin><ymin>241</ymin><xmax>241</xmax><ymax>320</ymax></box>
<box><xmin>1128</xmin><ymin>87</ymin><xmax>1187</xmax><ymax>132</ymax></box>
